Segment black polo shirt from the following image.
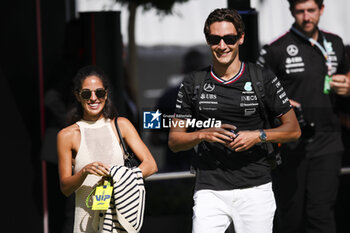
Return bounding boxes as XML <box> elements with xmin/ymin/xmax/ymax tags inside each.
<box><xmin>257</xmin><ymin>26</ymin><xmax>350</xmax><ymax>157</ymax></box>
<box><xmin>174</xmin><ymin>62</ymin><xmax>291</xmax><ymax>191</ymax></box>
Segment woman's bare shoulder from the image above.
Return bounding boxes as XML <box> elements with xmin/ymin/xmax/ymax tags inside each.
<box><xmin>117</xmin><ymin>116</ymin><xmax>132</xmax><ymax>127</ymax></box>
<box><xmin>58</xmin><ymin>123</ymin><xmax>80</xmax><ymax>140</ymax></box>
<box><xmin>117</xmin><ymin>117</ymin><xmax>135</xmax><ymax>132</ymax></box>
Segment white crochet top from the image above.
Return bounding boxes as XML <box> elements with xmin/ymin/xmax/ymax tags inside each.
<box><xmin>73</xmin><ymin>118</ymin><xmax>124</xmax><ymax>233</ymax></box>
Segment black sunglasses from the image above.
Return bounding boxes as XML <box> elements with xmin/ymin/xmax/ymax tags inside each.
<box><xmin>207</xmin><ymin>34</ymin><xmax>240</xmax><ymax>45</ymax></box>
<box><xmin>79</xmin><ymin>88</ymin><xmax>107</xmax><ymax>100</ymax></box>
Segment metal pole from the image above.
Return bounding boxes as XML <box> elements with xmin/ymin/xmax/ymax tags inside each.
<box><xmin>35</xmin><ymin>0</ymin><xmax>49</xmax><ymax>232</ymax></box>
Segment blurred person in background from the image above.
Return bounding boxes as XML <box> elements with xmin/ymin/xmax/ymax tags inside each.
<box><xmin>57</xmin><ymin>65</ymin><xmax>157</xmax><ymax>233</ymax></box>
<box><xmin>169</xmin><ymin>8</ymin><xmax>300</xmax><ymax>233</ymax></box>
<box><xmin>151</xmin><ymin>48</ymin><xmax>207</xmax><ymax>172</ymax></box>
<box><xmin>257</xmin><ymin>0</ymin><xmax>350</xmax><ymax>232</ymax></box>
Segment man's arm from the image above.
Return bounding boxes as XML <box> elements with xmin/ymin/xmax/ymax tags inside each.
<box><xmin>227</xmin><ymin>108</ymin><xmax>301</xmax><ymax>152</ymax></box>
<box><xmin>263</xmin><ymin>108</ymin><xmax>301</xmax><ymax>143</ymax></box>
<box><xmin>168</xmin><ymin>118</ymin><xmax>236</xmax><ymax>152</ymax></box>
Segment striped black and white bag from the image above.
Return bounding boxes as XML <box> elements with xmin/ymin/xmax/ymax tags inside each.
<box><xmin>100</xmin><ymin>165</ymin><xmax>145</xmax><ymax>233</ymax></box>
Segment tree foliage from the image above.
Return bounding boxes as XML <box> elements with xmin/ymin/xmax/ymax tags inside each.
<box><xmin>114</xmin><ymin>0</ymin><xmax>190</xmax><ymax>110</ymax></box>
<box><xmin>116</xmin><ymin>0</ymin><xmax>190</xmax><ymax>14</ymax></box>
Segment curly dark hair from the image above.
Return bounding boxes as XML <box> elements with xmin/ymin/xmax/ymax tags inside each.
<box><xmin>66</xmin><ymin>65</ymin><xmax>118</xmax><ymax>125</ymax></box>
<box><xmin>287</xmin><ymin>0</ymin><xmax>323</xmax><ymax>11</ymax></box>
<box><xmin>203</xmin><ymin>8</ymin><xmax>245</xmax><ymax>41</ymax></box>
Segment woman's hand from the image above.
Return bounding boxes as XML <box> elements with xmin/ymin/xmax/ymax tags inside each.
<box><xmin>82</xmin><ymin>162</ymin><xmax>110</xmax><ymax>177</ymax></box>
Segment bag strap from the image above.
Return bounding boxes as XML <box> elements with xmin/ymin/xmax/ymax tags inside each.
<box><xmin>247</xmin><ymin>62</ymin><xmax>278</xmax><ymax>161</ymax></box>
<box><xmin>114</xmin><ymin>117</ymin><xmax>130</xmax><ymax>158</ymax></box>
<box><xmin>188</xmin><ymin>67</ymin><xmax>209</xmax><ymax>172</ymax></box>
<box><xmin>248</xmin><ymin>62</ymin><xmax>270</xmax><ymax>127</ymax></box>
<box><xmin>192</xmin><ymin>66</ymin><xmax>210</xmax><ymax>119</ymax></box>
<box><xmin>85</xmin><ymin>186</ymin><xmax>95</xmax><ymax>208</ymax></box>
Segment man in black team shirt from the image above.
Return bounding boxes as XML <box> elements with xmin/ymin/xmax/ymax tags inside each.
<box><xmin>257</xmin><ymin>0</ymin><xmax>350</xmax><ymax>232</ymax></box>
<box><xmin>168</xmin><ymin>8</ymin><xmax>301</xmax><ymax>233</ymax></box>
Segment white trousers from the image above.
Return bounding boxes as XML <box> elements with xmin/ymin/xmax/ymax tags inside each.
<box><xmin>192</xmin><ymin>182</ymin><xmax>276</xmax><ymax>233</ymax></box>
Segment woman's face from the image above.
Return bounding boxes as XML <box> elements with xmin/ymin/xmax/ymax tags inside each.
<box><xmin>77</xmin><ymin>75</ymin><xmax>107</xmax><ymax>121</ymax></box>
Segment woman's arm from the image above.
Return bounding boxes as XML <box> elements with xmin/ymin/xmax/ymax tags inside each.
<box><xmin>118</xmin><ymin>117</ymin><xmax>158</xmax><ymax>178</ymax></box>
<box><xmin>57</xmin><ymin>125</ymin><xmax>109</xmax><ymax>197</ymax></box>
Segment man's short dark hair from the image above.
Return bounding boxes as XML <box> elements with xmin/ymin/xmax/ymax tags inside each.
<box><xmin>203</xmin><ymin>8</ymin><xmax>245</xmax><ymax>40</ymax></box>
<box><xmin>287</xmin><ymin>0</ymin><xmax>324</xmax><ymax>11</ymax></box>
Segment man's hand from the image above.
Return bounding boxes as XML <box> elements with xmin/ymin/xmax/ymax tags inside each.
<box><xmin>226</xmin><ymin>130</ymin><xmax>260</xmax><ymax>152</ymax></box>
<box><xmin>330</xmin><ymin>74</ymin><xmax>350</xmax><ymax>96</ymax></box>
<box><xmin>199</xmin><ymin>124</ymin><xmax>237</xmax><ymax>145</ymax></box>
<box><xmin>168</xmin><ymin>119</ymin><xmax>237</xmax><ymax>152</ymax></box>
<box><xmin>289</xmin><ymin>99</ymin><xmax>301</xmax><ymax>108</ymax></box>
